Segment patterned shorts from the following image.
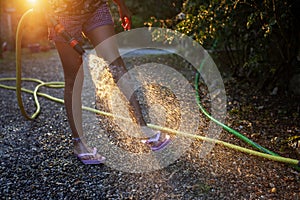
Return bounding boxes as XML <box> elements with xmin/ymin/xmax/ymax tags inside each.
<box><xmin>48</xmin><ymin>3</ymin><xmax>114</xmax><ymax>43</ymax></box>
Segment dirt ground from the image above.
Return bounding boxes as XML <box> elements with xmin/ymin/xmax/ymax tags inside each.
<box><xmin>0</xmin><ymin>49</ymin><xmax>299</xmax><ymax>199</ymax></box>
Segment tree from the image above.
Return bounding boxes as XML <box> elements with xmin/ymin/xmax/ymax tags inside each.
<box><xmin>146</xmin><ymin>0</ymin><xmax>300</xmax><ymax>91</ymax></box>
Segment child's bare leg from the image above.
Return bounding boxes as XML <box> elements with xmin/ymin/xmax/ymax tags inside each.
<box><xmin>85</xmin><ymin>25</ymin><xmax>147</xmax><ymax>126</ymax></box>
<box><xmin>86</xmin><ymin>25</ymin><xmax>170</xmax><ymax>150</ymax></box>
<box><xmin>55</xmin><ymin>41</ymin><xmax>104</xmax><ymax>162</ymax></box>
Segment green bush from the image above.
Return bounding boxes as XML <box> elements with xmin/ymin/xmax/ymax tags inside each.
<box><xmin>146</xmin><ymin>0</ymin><xmax>300</xmax><ymax>91</ymax></box>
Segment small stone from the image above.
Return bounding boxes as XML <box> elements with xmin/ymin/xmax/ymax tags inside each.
<box><xmin>257</xmin><ymin>106</ymin><xmax>264</xmax><ymax>110</ymax></box>
<box><xmin>270</xmin><ymin>87</ymin><xmax>278</xmax><ymax>95</ymax></box>
<box><xmin>270</xmin><ymin>187</ymin><xmax>277</xmax><ymax>193</ymax></box>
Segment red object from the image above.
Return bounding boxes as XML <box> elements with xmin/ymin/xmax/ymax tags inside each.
<box><xmin>122</xmin><ymin>17</ymin><xmax>131</xmax><ymax>31</ymax></box>
<box><xmin>69</xmin><ymin>39</ymin><xmax>79</xmax><ymax>48</ymax></box>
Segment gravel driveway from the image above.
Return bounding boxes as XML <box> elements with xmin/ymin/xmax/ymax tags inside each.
<box><xmin>0</xmin><ymin>49</ymin><xmax>299</xmax><ymax>199</ymax></box>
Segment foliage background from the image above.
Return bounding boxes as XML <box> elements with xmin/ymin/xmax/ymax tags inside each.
<box><xmin>140</xmin><ymin>0</ymin><xmax>300</xmax><ymax>91</ymax></box>
<box><xmin>0</xmin><ymin>0</ymin><xmax>299</xmax><ymax>91</ymax></box>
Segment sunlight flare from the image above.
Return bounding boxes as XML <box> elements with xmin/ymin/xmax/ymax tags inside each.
<box><xmin>27</xmin><ymin>0</ymin><xmax>38</xmax><ymax>5</ymax></box>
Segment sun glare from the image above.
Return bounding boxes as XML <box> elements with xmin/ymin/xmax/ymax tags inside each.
<box><xmin>27</xmin><ymin>0</ymin><xmax>38</xmax><ymax>5</ymax></box>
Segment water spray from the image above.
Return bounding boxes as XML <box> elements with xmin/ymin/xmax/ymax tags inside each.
<box><xmin>0</xmin><ymin>6</ymin><xmax>299</xmax><ymax>171</ymax></box>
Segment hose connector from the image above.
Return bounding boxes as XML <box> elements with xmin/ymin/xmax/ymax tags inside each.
<box><xmin>49</xmin><ymin>16</ymin><xmax>85</xmax><ymax>55</ymax></box>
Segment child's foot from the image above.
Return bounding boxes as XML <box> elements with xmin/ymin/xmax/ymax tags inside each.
<box><xmin>141</xmin><ymin>131</ymin><xmax>171</xmax><ymax>151</ymax></box>
<box><xmin>73</xmin><ymin>138</ymin><xmax>106</xmax><ymax>165</ymax></box>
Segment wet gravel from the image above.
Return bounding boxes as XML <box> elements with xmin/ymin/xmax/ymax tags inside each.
<box><xmin>0</xmin><ymin>50</ymin><xmax>299</xmax><ymax>199</ymax></box>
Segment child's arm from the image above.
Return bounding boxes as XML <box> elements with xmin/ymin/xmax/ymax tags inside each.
<box><xmin>113</xmin><ymin>0</ymin><xmax>132</xmax><ymax>30</ymax></box>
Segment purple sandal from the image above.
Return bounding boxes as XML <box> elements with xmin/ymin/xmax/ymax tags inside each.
<box><xmin>73</xmin><ymin>138</ymin><xmax>106</xmax><ymax>165</ymax></box>
<box><xmin>141</xmin><ymin>131</ymin><xmax>171</xmax><ymax>151</ymax></box>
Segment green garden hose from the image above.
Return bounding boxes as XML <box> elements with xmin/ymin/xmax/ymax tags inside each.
<box><xmin>195</xmin><ymin>43</ymin><xmax>300</xmax><ymax>171</ymax></box>
<box><xmin>0</xmin><ymin>8</ymin><xmax>299</xmax><ymax>171</ymax></box>
<box><xmin>1</xmin><ymin>77</ymin><xmax>299</xmax><ymax>168</ymax></box>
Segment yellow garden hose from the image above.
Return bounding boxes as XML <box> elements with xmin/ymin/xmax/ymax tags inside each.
<box><xmin>0</xmin><ymin>8</ymin><xmax>299</xmax><ymax>170</ymax></box>
<box><xmin>1</xmin><ymin>76</ymin><xmax>299</xmax><ymax>168</ymax></box>
<box><xmin>15</xmin><ymin>8</ymin><xmax>37</xmax><ymax>120</ymax></box>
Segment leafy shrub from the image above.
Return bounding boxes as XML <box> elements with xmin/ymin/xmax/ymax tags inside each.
<box><xmin>147</xmin><ymin>0</ymin><xmax>300</xmax><ymax>90</ymax></box>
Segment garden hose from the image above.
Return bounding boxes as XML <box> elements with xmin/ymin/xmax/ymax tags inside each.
<box><xmin>15</xmin><ymin>7</ymin><xmax>85</xmax><ymax>120</ymax></box>
<box><xmin>195</xmin><ymin>57</ymin><xmax>276</xmax><ymax>155</ymax></box>
<box><xmin>0</xmin><ymin>8</ymin><xmax>299</xmax><ymax>170</ymax></box>
<box><xmin>0</xmin><ymin>77</ymin><xmax>299</xmax><ymax>169</ymax></box>
<box><xmin>48</xmin><ymin>16</ymin><xmax>85</xmax><ymax>55</ymax></box>
<box><xmin>15</xmin><ymin>8</ymin><xmax>34</xmax><ymax>120</ymax></box>
<box><xmin>195</xmin><ymin>43</ymin><xmax>300</xmax><ymax>171</ymax></box>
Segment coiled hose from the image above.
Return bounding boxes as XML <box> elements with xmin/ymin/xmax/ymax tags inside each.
<box><xmin>0</xmin><ymin>8</ymin><xmax>299</xmax><ymax>171</ymax></box>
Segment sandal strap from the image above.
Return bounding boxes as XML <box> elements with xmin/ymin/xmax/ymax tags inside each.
<box><xmin>141</xmin><ymin>132</ymin><xmax>164</xmax><ymax>144</ymax></box>
<box><xmin>72</xmin><ymin>138</ymin><xmax>81</xmax><ymax>142</ymax></box>
<box><xmin>145</xmin><ymin>132</ymin><xmax>161</xmax><ymax>143</ymax></box>
<box><xmin>77</xmin><ymin>148</ymin><xmax>97</xmax><ymax>157</ymax></box>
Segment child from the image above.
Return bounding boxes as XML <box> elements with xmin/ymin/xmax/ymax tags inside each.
<box><xmin>46</xmin><ymin>0</ymin><xmax>170</xmax><ymax>164</ymax></box>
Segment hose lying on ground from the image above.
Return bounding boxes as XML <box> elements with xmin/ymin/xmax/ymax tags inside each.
<box><xmin>0</xmin><ymin>77</ymin><xmax>299</xmax><ymax>170</ymax></box>
<box><xmin>0</xmin><ymin>7</ymin><xmax>299</xmax><ymax>171</ymax></box>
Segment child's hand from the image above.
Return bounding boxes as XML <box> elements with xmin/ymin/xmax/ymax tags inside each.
<box><xmin>116</xmin><ymin>1</ymin><xmax>132</xmax><ymax>31</ymax></box>
<box><xmin>122</xmin><ymin>16</ymin><xmax>131</xmax><ymax>31</ymax></box>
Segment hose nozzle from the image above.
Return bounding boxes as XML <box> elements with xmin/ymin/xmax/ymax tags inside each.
<box><xmin>49</xmin><ymin>16</ymin><xmax>85</xmax><ymax>55</ymax></box>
